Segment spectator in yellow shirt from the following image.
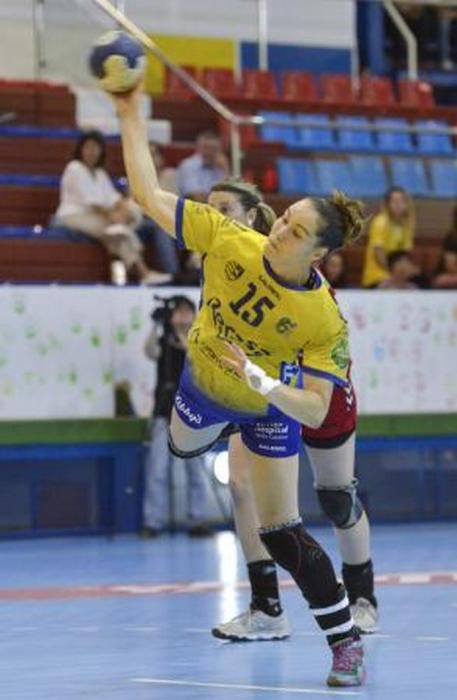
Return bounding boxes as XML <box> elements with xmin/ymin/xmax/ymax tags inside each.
<box><xmin>362</xmin><ymin>187</ymin><xmax>415</xmax><ymax>288</ymax></box>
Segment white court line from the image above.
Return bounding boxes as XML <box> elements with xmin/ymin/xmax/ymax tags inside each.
<box><xmin>11</xmin><ymin>626</ymin><xmax>38</xmax><ymax>632</ymax></box>
<box><xmin>122</xmin><ymin>626</ymin><xmax>160</xmax><ymax>632</ymax></box>
<box><xmin>130</xmin><ymin>677</ymin><xmax>361</xmax><ymax>696</ymax></box>
<box><xmin>69</xmin><ymin>626</ymin><xmax>99</xmax><ymax>632</ymax></box>
<box><xmin>415</xmin><ymin>636</ymin><xmax>449</xmax><ymax>642</ymax></box>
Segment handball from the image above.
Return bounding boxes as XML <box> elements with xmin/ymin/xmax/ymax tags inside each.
<box><xmin>89</xmin><ymin>30</ymin><xmax>145</xmax><ymax>93</ymax></box>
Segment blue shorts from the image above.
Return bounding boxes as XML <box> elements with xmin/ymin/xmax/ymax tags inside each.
<box><xmin>174</xmin><ymin>364</ymin><xmax>300</xmax><ymax>458</ymax></box>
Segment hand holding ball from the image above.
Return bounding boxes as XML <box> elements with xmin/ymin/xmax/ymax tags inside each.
<box><xmin>89</xmin><ymin>30</ymin><xmax>145</xmax><ymax>94</ymax></box>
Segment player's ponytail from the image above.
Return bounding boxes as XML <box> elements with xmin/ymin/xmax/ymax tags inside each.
<box><xmin>312</xmin><ymin>190</ymin><xmax>367</xmax><ymax>251</ymax></box>
<box><xmin>210</xmin><ymin>178</ymin><xmax>276</xmax><ymax>236</ymax></box>
<box><xmin>252</xmin><ymin>201</ymin><xmax>276</xmax><ymax>235</ymax></box>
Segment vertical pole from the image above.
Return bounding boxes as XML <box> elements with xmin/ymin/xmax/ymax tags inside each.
<box><xmin>350</xmin><ymin>0</ymin><xmax>360</xmax><ymax>93</ymax></box>
<box><xmin>257</xmin><ymin>0</ymin><xmax>269</xmax><ymax>70</ymax></box>
<box><xmin>383</xmin><ymin>0</ymin><xmax>418</xmax><ymax>81</ymax></box>
<box><xmin>230</xmin><ymin>120</ymin><xmax>242</xmax><ymax>178</ymax></box>
<box><xmin>32</xmin><ymin>0</ymin><xmax>46</xmax><ymax>80</ymax></box>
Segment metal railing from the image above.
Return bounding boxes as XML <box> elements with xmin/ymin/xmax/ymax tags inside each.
<box><xmin>25</xmin><ymin>0</ymin><xmax>456</xmax><ymax>178</ymax></box>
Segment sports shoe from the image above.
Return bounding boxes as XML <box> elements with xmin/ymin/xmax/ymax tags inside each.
<box><xmin>211</xmin><ymin>608</ymin><xmax>290</xmax><ymax>642</ymax></box>
<box><xmin>351</xmin><ymin>597</ymin><xmax>379</xmax><ymax>634</ymax></box>
<box><xmin>327</xmin><ymin>637</ymin><xmax>366</xmax><ymax>687</ymax></box>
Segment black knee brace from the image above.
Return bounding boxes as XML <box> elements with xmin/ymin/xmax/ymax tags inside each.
<box><xmin>316</xmin><ymin>479</ymin><xmax>364</xmax><ymax>529</ymax></box>
<box><xmin>259</xmin><ymin>519</ymin><xmax>339</xmax><ymax>608</ymax></box>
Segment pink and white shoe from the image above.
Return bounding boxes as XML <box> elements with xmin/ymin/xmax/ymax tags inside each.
<box><xmin>327</xmin><ymin>637</ymin><xmax>366</xmax><ymax>687</ymax></box>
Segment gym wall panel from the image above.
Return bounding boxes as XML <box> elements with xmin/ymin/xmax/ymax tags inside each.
<box><xmin>144</xmin><ymin>35</ymin><xmax>236</xmax><ymax>94</ymax></box>
<box><xmin>1</xmin><ymin>286</ymin><xmax>456</xmax><ymax>420</ymax></box>
<box><xmin>240</xmin><ymin>43</ymin><xmax>351</xmax><ymax>74</ymax></box>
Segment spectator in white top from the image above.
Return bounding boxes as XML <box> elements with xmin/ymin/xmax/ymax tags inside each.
<box><xmin>54</xmin><ymin>130</ymin><xmax>170</xmax><ymax>285</ymax></box>
<box><xmin>176</xmin><ymin>131</ymin><xmax>229</xmax><ymax>201</ymax></box>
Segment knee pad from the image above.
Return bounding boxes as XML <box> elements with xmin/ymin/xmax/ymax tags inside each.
<box><xmin>259</xmin><ymin>519</ymin><xmax>339</xmax><ymax>608</ymax></box>
<box><xmin>316</xmin><ymin>479</ymin><xmax>364</xmax><ymax>530</ymax></box>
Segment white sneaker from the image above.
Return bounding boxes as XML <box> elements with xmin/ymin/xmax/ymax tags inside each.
<box><xmin>212</xmin><ymin>608</ymin><xmax>290</xmax><ymax>642</ymax></box>
<box><xmin>351</xmin><ymin>597</ymin><xmax>379</xmax><ymax>634</ymax></box>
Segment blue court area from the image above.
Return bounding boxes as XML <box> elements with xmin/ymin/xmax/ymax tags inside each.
<box><xmin>0</xmin><ymin>523</ymin><xmax>456</xmax><ymax>700</ymax></box>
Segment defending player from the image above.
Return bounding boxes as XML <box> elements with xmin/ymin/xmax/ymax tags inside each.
<box><xmin>111</xmin><ymin>85</ymin><xmax>366</xmax><ymax>687</ymax></box>
<box><xmin>207</xmin><ymin>181</ymin><xmax>378</xmax><ymax>642</ymax></box>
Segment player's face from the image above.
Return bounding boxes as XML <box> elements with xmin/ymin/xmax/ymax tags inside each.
<box><xmin>264</xmin><ymin>199</ymin><xmax>325</xmax><ymax>266</ymax></box>
<box><xmin>208</xmin><ymin>191</ymin><xmax>254</xmax><ymax>227</ymax></box>
<box><xmin>387</xmin><ymin>191</ymin><xmax>408</xmax><ymax>219</ymax></box>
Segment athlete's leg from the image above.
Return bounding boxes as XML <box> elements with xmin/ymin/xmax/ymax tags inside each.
<box><xmin>212</xmin><ymin>434</ymin><xmax>287</xmax><ymax>641</ymax></box>
<box><xmin>306</xmin><ymin>433</ymin><xmax>378</xmax><ymax>632</ymax></box>
<box><xmin>246</xmin><ymin>445</ymin><xmax>364</xmax><ymax>686</ymax></box>
<box><xmin>169</xmin><ymin>407</ymin><xmax>228</xmax><ymax>456</ymax></box>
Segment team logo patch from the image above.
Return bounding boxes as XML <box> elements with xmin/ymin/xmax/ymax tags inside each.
<box><xmin>331</xmin><ymin>337</ymin><xmax>350</xmax><ymax>369</ymax></box>
<box><xmin>225</xmin><ymin>261</ymin><xmax>245</xmax><ymax>281</ymax></box>
<box><xmin>276</xmin><ymin>317</ymin><xmax>297</xmax><ymax>335</ymax></box>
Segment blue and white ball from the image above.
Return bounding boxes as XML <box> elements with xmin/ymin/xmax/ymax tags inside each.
<box><xmin>89</xmin><ymin>30</ymin><xmax>145</xmax><ymax>93</ymax></box>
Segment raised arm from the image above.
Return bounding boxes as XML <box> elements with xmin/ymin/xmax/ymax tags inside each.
<box><xmin>112</xmin><ymin>85</ymin><xmax>178</xmax><ymax>237</ymax></box>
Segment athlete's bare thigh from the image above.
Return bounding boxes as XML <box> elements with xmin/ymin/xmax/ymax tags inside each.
<box><xmin>169</xmin><ymin>407</ymin><xmax>228</xmax><ymax>453</ymax></box>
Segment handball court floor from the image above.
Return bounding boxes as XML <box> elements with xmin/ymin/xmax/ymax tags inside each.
<box><xmin>0</xmin><ymin>523</ymin><xmax>456</xmax><ymax>700</ymax></box>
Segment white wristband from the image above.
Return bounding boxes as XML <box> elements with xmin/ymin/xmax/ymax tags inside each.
<box><xmin>244</xmin><ymin>359</ymin><xmax>281</xmax><ymax>396</ymax></box>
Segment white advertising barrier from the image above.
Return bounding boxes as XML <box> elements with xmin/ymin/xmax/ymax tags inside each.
<box><xmin>1</xmin><ymin>286</ymin><xmax>456</xmax><ymax>419</ymax></box>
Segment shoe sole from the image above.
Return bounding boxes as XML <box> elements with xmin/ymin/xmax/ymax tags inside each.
<box><xmin>327</xmin><ymin>668</ymin><xmax>367</xmax><ymax>687</ymax></box>
<box><xmin>211</xmin><ymin>628</ymin><xmax>290</xmax><ymax>642</ymax></box>
<box><xmin>355</xmin><ymin>623</ymin><xmax>379</xmax><ymax>635</ymax></box>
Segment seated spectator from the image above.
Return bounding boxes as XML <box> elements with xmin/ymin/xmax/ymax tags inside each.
<box><xmin>54</xmin><ymin>130</ymin><xmax>170</xmax><ymax>285</ymax></box>
<box><xmin>137</xmin><ymin>143</ymin><xmax>180</xmax><ymax>275</ymax></box>
<box><xmin>377</xmin><ymin>251</ymin><xmax>419</xmax><ymax>290</ymax></box>
<box><xmin>362</xmin><ymin>186</ymin><xmax>415</xmax><ymax>288</ymax></box>
<box><xmin>432</xmin><ymin>246</ymin><xmax>457</xmax><ymax>290</ymax></box>
<box><xmin>321</xmin><ymin>251</ymin><xmax>347</xmax><ymax>289</ymax></box>
<box><xmin>176</xmin><ymin>131</ymin><xmax>229</xmax><ymax>200</ymax></box>
<box><xmin>173</xmin><ymin>251</ymin><xmax>202</xmax><ymax>287</ymax></box>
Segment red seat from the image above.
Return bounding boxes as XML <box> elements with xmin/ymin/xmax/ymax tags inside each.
<box><xmin>360</xmin><ymin>76</ymin><xmax>396</xmax><ymax>107</ymax></box>
<box><xmin>241</xmin><ymin>69</ymin><xmax>278</xmax><ymax>100</ymax></box>
<box><xmin>164</xmin><ymin>66</ymin><xmax>200</xmax><ymax>99</ymax></box>
<box><xmin>320</xmin><ymin>74</ymin><xmax>356</xmax><ymax>106</ymax></box>
<box><xmin>218</xmin><ymin>114</ymin><xmax>258</xmax><ymax>150</ymax></box>
<box><xmin>281</xmin><ymin>71</ymin><xmax>318</xmax><ymax>103</ymax></box>
<box><xmin>202</xmin><ymin>68</ymin><xmax>239</xmax><ymax>99</ymax></box>
<box><xmin>398</xmin><ymin>80</ymin><xmax>435</xmax><ymax>109</ymax></box>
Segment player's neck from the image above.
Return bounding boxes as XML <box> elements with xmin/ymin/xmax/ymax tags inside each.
<box><xmin>270</xmin><ymin>259</ymin><xmax>311</xmax><ymax>287</ymax></box>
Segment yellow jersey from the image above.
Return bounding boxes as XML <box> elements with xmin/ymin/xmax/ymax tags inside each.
<box><xmin>176</xmin><ymin>198</ymin><xmax>351</xmax><ymax>417</ymax></box>
<box><xmin>362</xmin><ymin>211</ymin><xmax>414</xmax><ymax>288</ymax></box>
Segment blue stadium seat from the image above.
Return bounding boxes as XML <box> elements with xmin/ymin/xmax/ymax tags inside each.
<box><xmin>258</xmin><ymin>111</ymin><xmax>298</xmax><ymax>146</ymax></box>
<box><xmin>0</xmin><ymin>173</ymin><xmax>59</xmax><ymax>186</ymax></box>
<box><xmin>276</xmin><ymin>158</ymin><xmax>321</xmax><ymax>195</ymax></box>
<box><xmin>0</xmin><ymin>226</ymin><xmax>93</xmax><ymax>242</ymax></box>
<box><xmin>314</xmin><ymin>159</ymin><xmax>353</xmax><ymax>195</ymax></box>
<box><xmin>293</xmin><ymin>114</ymin><xmax>336</xmax><ymax>150</ymax></box>
<box><xmin>336</xmin><ymin>116</ymin><xmax>375</xmax><ymax>152</ymax></box>
<box><xmin>390</xmin><ymin>157</ymin><xmax>430</xmax><ymax>196</ymax></box>
<box><xmin>428</xmin><ymin>159</ymin><xmax>457</xmax><ymax>198</ymax></box>
<box><xmin>349</xmin><ymin>157</ymin><xmax>388</xmax><ymax>197</ymax></box>
<box><xmin>415</xmin><ymin>120</ymin><xmax>454</xmax><ymax>156</ymax></box>
<box><xmin>374</xmin><ymin>118</ymin><xmax>414</xmax><ymax>154</ymax></box>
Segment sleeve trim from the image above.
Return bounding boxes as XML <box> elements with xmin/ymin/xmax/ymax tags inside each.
<box><xmin>301</xmin><ymin>365</ymin><xmax>348</xmax><ymax>387</ymax></box>
<box><xmin>175</xmin><ymin>197</ymin><xmax>185</xmax><ymax>249</ymax></box>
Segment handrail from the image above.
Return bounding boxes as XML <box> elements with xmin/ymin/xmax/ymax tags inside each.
<box><xmin>84</xmin><ymin>2</ymin><xmax>456</xmax><ymax>176</ymax></box>
<box><xmin>240</xmin><ymin>115</ymin><xmax>457</xmax><ymax>137</ymax></box>
<box><xmin>91</xmin><ymin>0</ymin><xmax>243</xmax><ymax>175</ymax></box>
<box><xmin>383</xmin><ymin>0</ymin><xmax>418</xmax><ymax>81</ymax></box>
